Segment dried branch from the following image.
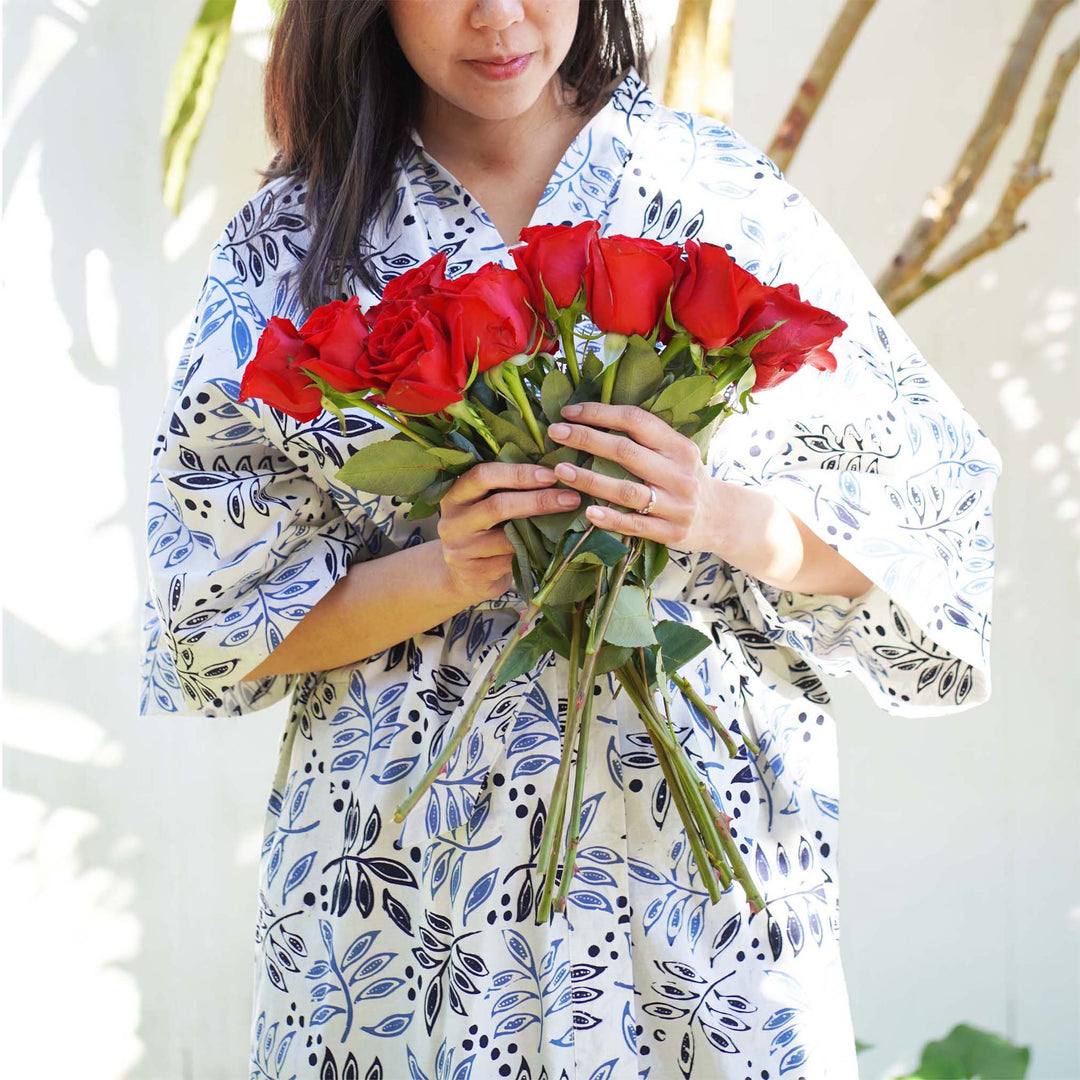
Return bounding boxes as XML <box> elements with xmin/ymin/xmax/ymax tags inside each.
<box><xmin>663</xmin><ymin>0</ymin><xmax>736</xmax><ymax>119</ymax></box>
<box><xmin>889</xmin><ymin>34</ymin><xmax>1080</xmax><ymax>314</ymax></box>
<box><xmin>766</xmin><ymin>0</ymin><xmax>879</xmax><ymax>173</ymax></box>
<box><xmin>875</xmin><ymin>0</ymin><xmax>1074</xmax><ymax>303</ymax></box>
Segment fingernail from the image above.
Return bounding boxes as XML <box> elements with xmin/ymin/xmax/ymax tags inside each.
<box><xmin>557</xmin><ymin>490</ymin><xmax>579</xmax><ymax>506</ymax></box>
<box><xmin>534</xmin><ymin>467</ymin><xmax>556</xmax><ymax>482</ymax></box>
<box><xmin>561</xmin><ymin>403</ymin><xmax>582</xmax><ymax>416</ymax></box>
<box><xmin>554</xmin><ymin>463</ymin><xmax>576</xmax><ymax>480</ymax></box>
<box><xmin>549</xmin><ymin>423</ymin><xmax>570</xmax><ymax>438</ymax></box>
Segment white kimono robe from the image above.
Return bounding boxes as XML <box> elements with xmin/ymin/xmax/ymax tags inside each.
<box><xmin>140</xmin><ymin>66</ymin><xmax>1002</xmax><ymax>1080</ymax></box>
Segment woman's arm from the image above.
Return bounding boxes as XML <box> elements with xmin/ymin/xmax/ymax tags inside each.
<box><xmin>241</xmin><ymin>461</ymin><xmax>581</xmax><ymax>681</ymax></box>
<box><xmin>241</xmin><ymin>539</ymin><xmax>487</xmax><ymax>681</ymax></box>
<box><xmin>704</xmin><ymin>479</ymin><xmax>875</xmax><ymax>600</ymax></box>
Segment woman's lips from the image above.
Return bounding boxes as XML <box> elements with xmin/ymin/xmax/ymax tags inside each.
<box><xmin>466</xmin><ymin>53</ymin><xmax>532</xmax><ymax>80</ymax></box>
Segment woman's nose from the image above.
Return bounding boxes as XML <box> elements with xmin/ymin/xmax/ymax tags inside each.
<box><xmin>469</xmin><ymin>0</ymin><xmax>526</xmax><ymax>33</ymax></box>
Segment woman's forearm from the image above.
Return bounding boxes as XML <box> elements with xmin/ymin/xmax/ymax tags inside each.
<box><xmin>709</xmin><ymin>478</ymin><xmax>875</xmax><ymax>600</ymax></box>
<box><xmin>240</xmin><ymin>539</ymin><xmax>485</xmax><ymax>681</ymax></box>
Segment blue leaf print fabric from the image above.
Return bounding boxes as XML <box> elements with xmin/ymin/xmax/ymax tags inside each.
<box><xmin>139</xmin><ymin>67</ymin><xmax>1002</xmax><ymax>1079</ymax></box>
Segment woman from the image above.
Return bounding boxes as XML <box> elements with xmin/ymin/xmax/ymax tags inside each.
<box><xmin>140</xmin><ymin>1</ymin><xmax>1002</xmax><ymax>1077</ymax></box>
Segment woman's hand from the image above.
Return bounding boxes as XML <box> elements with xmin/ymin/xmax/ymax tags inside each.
<box><xmin>437</xmin><ymin>461</ymin><xmax>581</xmax><ymax>603</ymax></box>
<box><xmin>546</xmin><ymin>401</ymin><xmax>723</xmax><ymax>554</ymax></box>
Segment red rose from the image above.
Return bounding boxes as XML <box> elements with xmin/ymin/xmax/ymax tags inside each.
<box><xmin>585</xmin><ymin>233</ymin><xmax>681</xmax><ymax>336</ymax></box>
<box><xmin>238</xmin><ymin>316</ymin><xmax>323</xmax><ymax>422</ymax></box>
<box><xmin>422</xmin><ymin>262</ymin><xmax>538</xmax><ymax>373</ymax></box>
<box><xmin>511</xmin><ymin>220</ymin><xmax>598</xmax><ymax>314</ymax></box>
<box><xmin>295</xmin><ymin>296</ymin><xmax>371</xmax><ymax>392</ymax></box>
<box><xmin>364</xmin><ymin>250</ymin><xmax>448</xmax><ymax>324</ymax></box>
<box><xmin>363</xmin><ymin>300</ymin><xmax>465</xmax><ymax>414</ymax></box>
<box><xmin>670</xmin><ymin>240</ymin><xmax>746</xmax><ymax>350</ymax></box>
<box><xmin>738</xmin><ymin>282</ymin><xmax>848</xmax><ymax>392</ymax></box>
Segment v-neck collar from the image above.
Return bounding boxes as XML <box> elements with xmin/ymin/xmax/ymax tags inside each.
<box><xmin>404</xmin><ymin>65</ymin><xmax>656</xmax><ymax>264</ymax></box>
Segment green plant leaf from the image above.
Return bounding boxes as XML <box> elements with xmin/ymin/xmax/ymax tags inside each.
<box><xmin>896</xmin><ymin>1023</ymin><xmax>1030</xmax><ymax>1080</ymax></box>
<box><xmin>540</xmin><ymin>369</ymin><xmax>573</xmax><ymax>423</ymax></box>
<box><xmin>503</xmin><ymin>521</ymin><xmax>535</xmax><ymax>599</ymax></box>
<box><xmin>426</xmin><ymin>446</ymin><xmax>476</xmax><ymax>468</ymax></box>
<box><xmin>649</xmin><ymin>375</ymin><xmax>718</xmax><ymax>425</ymax></box>
<box><xmin>543</xmin><ymin>562</ymin><xmax>602</xmax><ymax>606</ymax></box>
<box><xmin>491</xmin><ymin>624</ymin><xmax>553</xmax><ymax>689</ymax></box>
<box><xmin>474</xmin><ymin>400</ymin><xmax>535</xmax><ymax>455</ymax></box>
<box><xmin>161</xmin><ymin>0</ymin><xmax>237</xmax><ymax>214</ymax></box>
<box><xmin>531</xmin><ymin>506</ymin><xmax>590</xmax><ymax>544</ymax></box>
<box><xmin>335</xmin><ymin>438</ymin><xmax>444</xmax><ymax>496</ymax></box>
<box><xmin>642</xmin><ymin>538</ymin><xmax>669</xmax><ymax>585</ymax></box>
<box><xmin>497</xmin><ymin>442</ymin><xmax>531</xmax><ymax>464</ymax></box>
<box><xmin>655</xmin><ymin>621</ymin><xmax>711</xmax><ymax>673</ymax></box>
<box><xmin>572</xmin><ymin>529</ymin><xmax>630</xmax><ymax>567</ymax></box>
<box><xmin>611</xmin><ymin>335</ymin><xmax>664</xmax><ymax>406</ymax></box>
<box><xmin>602</xmin><ymin>585</ymin><xmax>656</xmax><ymax>647</ymax></box>
<box><xmin>538</xmin><ymin>445</ymin><xmax>579</xmax><ymax>468</ymax></box>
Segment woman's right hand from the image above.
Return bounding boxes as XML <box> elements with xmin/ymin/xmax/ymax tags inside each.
<box><xmin>436</xmin><ymin>462</ymin><xmax>582</xmax><ymax>603</ymax></box>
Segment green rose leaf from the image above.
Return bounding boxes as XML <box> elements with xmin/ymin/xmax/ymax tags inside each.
<box><xmin>541</xmin><ymin>369</ymin><xmax>574</xmax><ymax>423</ymax></box>
<box><xmin>655</xmin><ymin>620</ymin><xmax>711</xmax><ymax>674</ymax></box>
<box><xmin>611</xmin><ymin>335</ymin><xmax>664</xmax><ymax>406</ymax></box>
<box><xmin>572</xmin><ymin>528</ymin><xmax>630</xmax><ymax>567</ymax></box>
<box><xmin>336</xmin><ymin>438</ymin><xmax>445</xmax><ymax>496</ymax></box>
<box><xmin>491</xmin><ymin>623</ymin><xmax>554</xmax><ymax>689</ymax></box>
<box><xmin>649</xmin><ymin>375</ymin><xmax>718</xmax><ymax>426</ymax></box>
<box><xmin>602</xmin><ymin>585</ymin><xmax>657</xmax><ymax>647</ymax></box>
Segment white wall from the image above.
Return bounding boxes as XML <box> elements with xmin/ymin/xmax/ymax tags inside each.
<box><xmin>2</xmin><ymin>1</ymin><xmax>1076</xmax><ymax>1077</ymax></box>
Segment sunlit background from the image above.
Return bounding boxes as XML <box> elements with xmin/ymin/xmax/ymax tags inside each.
<box><xmin>3</xmin><ymin>0</ymin><xmax>1078</xmax><ymax>1076</ymax></box>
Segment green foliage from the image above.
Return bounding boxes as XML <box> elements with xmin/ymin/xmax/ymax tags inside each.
<box><xmin>161</xmin><ymin>0</ymin><xmax>237</xmax><ymax>213</ymax></box>
<box><xmin>610</xmin><ymin>335</ymin><xmax>664</xmax><ymax>406</ymax></box>
<box><xmin>334</xmin><ymin>437</ymin><xmax>472</xmax><ymax>496</ymax></box>
<box><xmin>855</xmin><ymin>1023</ymin><xmax>1030</xmax><ymax>1080</ymax></box>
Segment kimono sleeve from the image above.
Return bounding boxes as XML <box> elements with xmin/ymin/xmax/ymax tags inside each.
<box><xmin>707</xmin><ymin>168</ymin><xmax>1003</xmax><ymax>717</ymax></box>
<box><xmin>139</xmin><ymin>237</ymin><xmax>374</xmax><ymax>718</ymax></box>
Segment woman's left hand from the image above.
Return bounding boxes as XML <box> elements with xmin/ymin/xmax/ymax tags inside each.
<box><xmin>546</xmin><ymin>401</ymin><xmax>722</xmax><ymax>554</ymax></box>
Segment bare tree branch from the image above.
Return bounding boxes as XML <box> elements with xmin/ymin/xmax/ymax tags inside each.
<box><xmin>663</xmin><ymin>0</ymin><xmax>736</xmax><ymax>118</ymax></box>
<box><xmin>664</xmin><ymin>0</ymin><xmax>713</xmax><ymax>108</ymax></box>
<box><xmin>875</xmin><ymin>0</ymin><xmax>1074</xmax><ymax>302</ymax></box>
<box><xmin>888</xmin><ymin>34</ymin><xmax>1079</xmax><ymax>314</ymax></box>
<box><xmin>766</xmin><ymin>0</ymin><xmax>879</xmax><ymax>173</ymax></box>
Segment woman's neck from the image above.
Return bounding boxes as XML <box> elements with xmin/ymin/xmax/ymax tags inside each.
<box><xmin>415</xmin><ymin>75</ymin><xmax>595</xmax><ymax>183</ymax></box>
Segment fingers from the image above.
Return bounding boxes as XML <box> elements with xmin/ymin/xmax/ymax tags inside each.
<box><xmin>558</xmin><ymin>401</ymin><xmax>696</xmax><ymax>459</ymax></box>
<box><xmin>442</xmin><ymin>460</ymin><xmax>560</xmax><ymax>508</ymax></box>
<box><xmin>471</xmin><ymin>485</ymin><xmax>580</xmax><ymax>531</ymax></box>
<box><xmin>551</xmin><ymin>460</ymin><xmax>656</xmax><ymax>513</ymax></box>
<box><xmin>582</xmin><ymin>502</ymin><xmax>689</xmax><ymax>547</ymax></box>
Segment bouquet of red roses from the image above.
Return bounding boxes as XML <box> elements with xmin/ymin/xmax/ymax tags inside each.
<box><xmin>239</xmin><ymin>221</ymin><xmax>847</xmax><ymax>921</ymax></box>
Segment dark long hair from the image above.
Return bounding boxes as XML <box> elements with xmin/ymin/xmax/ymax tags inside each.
<box><xmin>257</xmin><ymin>0</ymin><xmax>650</xmax><ymax>313</ymax></box>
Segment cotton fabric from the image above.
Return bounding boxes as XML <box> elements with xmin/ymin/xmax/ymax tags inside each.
<box><xmin>140</xmin><ymin>67</ymin><xmax>1002</xmax><ymax>1080</ymax></box>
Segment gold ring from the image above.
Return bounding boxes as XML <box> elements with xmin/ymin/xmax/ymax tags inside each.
<box><xmin>638</xmin><ymin>485</ymin><xmax>657</xmax><ymax>515</ymax></box>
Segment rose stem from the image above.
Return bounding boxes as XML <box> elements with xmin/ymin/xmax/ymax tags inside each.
<box><xmin>616</xmin><ymin>661</ymin><xmax>729</xmax><ymax>899</ymax></box>
<box><xmin>551</xmin><ymin>660</ymin><xmax>598</xmax><ymax>914</ymax></box>
<box><xmin>535</xmin><ymin>601</ymin><xmax>588</xmax><ymax>923</ymax></box>
<box><xmin>549</xmin><ymin>542</ymin><xmax>638</xmax><ymax>913</ymax></box>
<box><xmin>332</xmin><ymin>392</ymin><xmax>434</xmax><ymax>447</ymax></box>
<box><xmin>671</xmin><ymin>672</ymin><xmax>754</xmax><ymax>758</ymax></box>
<box><xmin>628</xmin><ymin>649</ymin><xmax>737</xmax><ymax>893</ymax></box>
<box><xmin>556</xmin><ymin>312</ymin><xmax>581</xmax><ymax>385</ymax></box>
<box><xmin>394</xmin><ymin>527</ymin><xmax>596</xmax><ymax>826</ymax></box>
<box><xmin>499</xmin><ymin>363</ymin><xmax>546</xmax><ymax>452</ymax></box>
<box><xmin>613</xmin><ymin>665</ymin><xmax>724</xmax><ymax>904</ymax></box>
<box><xmin>639</xmin><ymin>660</ymin><xmax>762</xmax><ymax>910</ymax></box>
